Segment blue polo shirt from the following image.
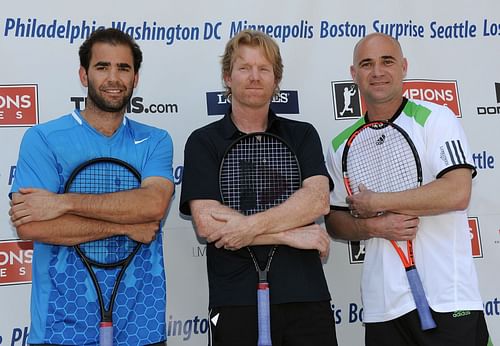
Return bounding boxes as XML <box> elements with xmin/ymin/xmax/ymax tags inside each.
<box><xmin>11</xmin><ymin>109</ymin><xmax>173</xmax><ymax>345</ymax></box>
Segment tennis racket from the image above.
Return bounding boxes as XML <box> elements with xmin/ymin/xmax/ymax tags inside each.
<box><xmin>64</xmin><ymin>157</ymin><xmax>142</xmax><ymax>345</ymax></box>
<box><xmin>342</xmin><ymin>121</ymin><xmax>437</xmax><ymax>331</ymax></box>
<box><xmin>219</xmin><ymin>132</ymin><xmax>302</xmax><ymax>346</ymax></box>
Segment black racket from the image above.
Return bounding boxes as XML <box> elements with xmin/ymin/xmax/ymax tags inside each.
<box><xmin>219</xmin><ymin>132</ymin><xmax>302</xmax><ymax>346</ymax></box>
<box><xmin>342</xmin><ymin>121</ymin><xmax>436</xmax><ymax>331</ymax></box>
<box><xmin>64</xmin><ymin>157</ymin><xmax>142</xmax><ymax>346</ymax></box>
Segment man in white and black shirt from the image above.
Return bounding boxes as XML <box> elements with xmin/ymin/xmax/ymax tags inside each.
<box><xmin>325</xmin><ymin>32</ymin><xmax>490</xmax><ymax>346</ymax></box>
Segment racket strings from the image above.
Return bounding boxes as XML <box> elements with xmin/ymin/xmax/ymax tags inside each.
<box><xmin>221</xmin><ymin>136</ymin><xmax>301</xmax><ymax>215</ymax></box>
<box><xmin>66</xmin><ymin>161</ymin><xmax>141</xmax><ymax>264</ymax></box>
<box><xmin>346</xmin><ymin>126</ymin><xmax>419</xmax><ymax>194</ymax></box>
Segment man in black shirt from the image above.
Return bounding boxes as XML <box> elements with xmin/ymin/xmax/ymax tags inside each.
<box><xmin>180</xmin><ymin>30</ymin><xmax>337</xmax><ymax>346</ymax></box>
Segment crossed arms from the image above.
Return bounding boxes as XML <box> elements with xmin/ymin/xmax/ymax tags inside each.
<box><xmin>9</xmin><ymin>177</ymin><xmax>174</xmax><ymax>246</ymax></box>
<box><xmin>189</xmin><ymin>175</ymin><xmax>331</xmax><ymax>257</ymax></box>
<box><xmin>325</xmin><ymin>168</ymin><xmax>472</xmax><ymax>241</ymax></box>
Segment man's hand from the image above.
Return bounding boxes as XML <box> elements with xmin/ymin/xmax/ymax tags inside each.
<box><xmin>123</xmin><ymin>221</ymin><xmax>161</xmax><ymax>244</ymax></box>
<box><xmin>346</xmin><ymin>184</ymin><xmax>381</xmax><ymax>218</ymax></box>
<box><xmin>208</xmin><ymin>212</ymin><xmax>259</xmax><ymax>250</ymax></box>
<box><xmin>9</xmin><ymin>188</ymin><xmax>67</xmax><ymax>226</ymax></box>
<box><xmin>281</xmin><ymin>224</ymin><xmax>331</xmax><ymax>259</ymax></box>
<box><xmin>370</xmin><ymin>212</ymin><xmax>419</xmax><ymax>241</ymax></box>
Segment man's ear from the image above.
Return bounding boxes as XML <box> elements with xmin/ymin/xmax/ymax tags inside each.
<box><xmin>79</xmin><ymin>66</ymin><xmax>88</xmax><ymax>87</ymax></box>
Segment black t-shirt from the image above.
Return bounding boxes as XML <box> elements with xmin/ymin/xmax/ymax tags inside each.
<box><xmin>180</xmin><ymin>109</ymin><xmax>332</xmax><ymax>308</ymax></box>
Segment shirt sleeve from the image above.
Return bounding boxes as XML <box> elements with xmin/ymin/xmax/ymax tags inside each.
<box><xmin>425</xmin><ymin>106</ymin><xmax>476</xmax><ymax>179</ymax></box>
<box><xmin>141</xmin><ymin>129</ymin><xmax>174</xmax><ymax>183</ymax></box>
<box><xmin>179</xmin><ymin>129</ymin><xmax>222</xmax><ymax>215</ymax></box>
<box><xmin>293</xmin><ymin>123</ymin><xmax>331</xmax><ymax>182</ymax></box>
<box><xmin>10</xmin><ymin>127</ymin><xmax>62</xmax><ymax>198</ymax></box>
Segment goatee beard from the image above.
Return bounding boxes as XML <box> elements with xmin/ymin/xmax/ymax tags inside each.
<box><xmin>87</xmin><ymin>84</ymin><xmax>132</xmax><ymax>113</ymax></box>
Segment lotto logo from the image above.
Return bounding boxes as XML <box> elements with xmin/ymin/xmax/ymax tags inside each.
<box><xmin>403</xmin><ymin>80</ymin><xmax>462</xmax><ymax>118</ymax></box>
<box><xmin>0</xmin><ymin>84</ymin><xmax>39</xmax><ymax>126</ymax></box>
<box><xmin>0</xmin><ymin>240</ymin><xmax>33</xmax><ymax>286</ymax></box>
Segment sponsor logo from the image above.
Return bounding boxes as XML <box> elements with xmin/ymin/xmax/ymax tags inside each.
<box><xmin>348</xmin><ymin>217</ymin><xmax>482</xmax><ymax>263</ymax></box>
<box><xmin>468</xmin><ymin>217</ymin><xmax>483</xmax><ymax>258</ymax></box>
<box><xmin>331</xmin><ymin>81</ymin><xmax>362</xmax><ymax>120</ymax></box>
<box><xmin>0</xmin><ymin>84</ymin><xmax>38</xmax><ymax>126</ymax></box>
<box><xmin>69</xmin><ymin>96</ymin><xmax>179</xmax><ymax>115</ymax></box>
<box><xmin>133</xmin><ymin>137</ymin><xmax>150</xmax><ymax>145</ymax></box>
<box><xmin>402</xmin><ymin>80</ymin><xmax>462</xmax><ymax>117</ymax></box>
<box><xmin>476</xmin><ymin>82</ymin><xmax>500</xmax><ymax>115</ymax></box>
<box><xmin>452</xmin><ymin>310</ymin><xmax>471</xmax><ymax>318</ymax></box>
<box><xmin>0</xmin><ymin>240</ymin><xmax>33</xmax><ymax>286</ymax></box>
<box><xmin>348</xmin><ymin>240</ymin><xmax>365</xmax><ymax>264</ymax></box>
<box><xmin>331</xmin><ymin>79</ymin><xmax>462</xmax><ymax>119</ymax></box>
<box><xmin>206</xmin><ymin>90</ymin><xmax>300</xmax><ymax>116</ymax></box>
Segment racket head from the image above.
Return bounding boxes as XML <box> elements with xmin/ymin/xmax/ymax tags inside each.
<box><xmin>65</xmin><ymin>157</ymin><xmax>141</xmax><ymax>266</ymax></box>
<box><xmin>219</xmin><ymin>132</ymin><xmax>302</xmax><ymax>215</ymax></box>
<box><xmin>342</xmin><ymin>121</ymin><xmax>422</xmax><ymax>195</ymax></box>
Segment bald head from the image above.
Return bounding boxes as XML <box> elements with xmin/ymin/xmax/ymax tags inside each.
<box><xmin>349</xmin><ymin>32</ymin><xmax>408</xmax><ymax>117</ymax></box>
<box><xmin>353</xmin><ymin>33</ymin><xmax>404</xmax><ymax>65</ymax></box>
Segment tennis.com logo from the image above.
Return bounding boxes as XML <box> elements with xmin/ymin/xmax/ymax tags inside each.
<box><xmin>476</xmin><ymin>82</ymin><xmax>500</xmax><ymax>116</ymax></box>
<box><xmin>0</xmin><ymin>84</ymin><xmax>39</xmax><ymax>126</ymax></box>
<box><xmin>206</xmin><ymin>90</ymin><xmax>300</xmax><ymax>116</ymax></box>
<box><xmin>0</xmin><ymin>240</ymin><xmax>33</xmax><ymax>286</ymax></box>
<box><xmin>70</xmin><ymin>96</ymin><xmax>179</xmax><ymax>115</ymax></box>
<box><xmin>331</xmin><ymin>79</ymin><xmax>461</xmax><ymax>120</ymax></box>
<box><xmin>348</xmin><ymin>216</ymin><xmax>482</xmax><ymax>263</ymax></box>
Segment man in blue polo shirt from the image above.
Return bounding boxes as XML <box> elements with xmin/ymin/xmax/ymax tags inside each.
<box><xmin>9</xmin><ymin>28</ymin><xmax>174</xmax><ymax>346</ymax></box>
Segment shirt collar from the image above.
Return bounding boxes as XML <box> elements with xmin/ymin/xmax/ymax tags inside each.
<box><xmin>220</xmin><ymin>106</ymin><xmax>280</xmax><ymax>140</ymax></box>
<box><xmin>364</xmin><ymin>97</ymin><xmax>408</xmax><ymax>123</ymax></box>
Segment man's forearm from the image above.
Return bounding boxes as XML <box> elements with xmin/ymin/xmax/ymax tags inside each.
<box><xmin>248</xmin><ymin>175</ymin><xmax>330</xmax><ymax>237</ymax></box>
<box><xmin>16</xmin><ymin>214</ymin><xmax>127</xmax><ymax>246</ymax></box>
<box><xmin>65</xmin><ymin>178</ymin><xmax>174</xmax><ymax>224</ymax></box>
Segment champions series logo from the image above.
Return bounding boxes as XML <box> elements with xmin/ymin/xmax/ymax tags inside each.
<box><xmin>332</xmin><ymin>80</ymin><xmax>462</xmax><ymax>120</ymax></box>
<box><xmin>0</xmin><ymin>240</ymin><xmax>33</xmax><ymax>286</ymax></box>
<box><xmin>348</xmin><ymin>217</ymin><xmax>483</xmax><ymax>264</ymax></box>
<box><xmin>0</xmin><ymin>84</ymin><xmax>39</xmax><ymax>126</ymax></box>
<box><xmin>206</xmin><ymin>90</ymin><xmax>300</xmax><ymax>116</ymax></box>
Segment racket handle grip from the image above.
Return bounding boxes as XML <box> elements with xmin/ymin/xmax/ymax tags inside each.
<box><xmin>406</xmin><ymin>268</ymin><xmax>437</xmax><ymax>330</ymax></box>
<box><xmin>100</xmin><ymin>322</ymin><xmax>113</xmax><ymax>346</ymax></box>
<box><xmin>257</xmin><ymin>283</ymin><xmax>272</xmax><ymax>346</ymax></box>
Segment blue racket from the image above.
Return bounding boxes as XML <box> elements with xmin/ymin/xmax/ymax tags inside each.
<box><xmin>65</xmin><ymin>157</ymin><xmax>142</xmax><ymax>345</ymax></box>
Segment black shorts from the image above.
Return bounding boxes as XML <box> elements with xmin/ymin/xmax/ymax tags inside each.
<box><xmin>365</xmin><ymin>309</ymin><xmax>490</xmax><ymax>346</ymax></box>
<box><xmin>208</xmin><ymin>301</ymin><xmax>338</xmax><ymax>346</ymax></box>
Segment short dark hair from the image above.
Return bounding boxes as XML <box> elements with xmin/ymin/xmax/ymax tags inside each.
<box><xmin>79</xmin><ymin>28</ymin><xmax>143</xmax><ymax>72</ymax></box>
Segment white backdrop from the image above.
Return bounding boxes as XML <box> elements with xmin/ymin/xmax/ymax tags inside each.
<box><xmin>1</xmin><ymin>1</ymin><xmax>499</xmax><ymax>345</ymax></box>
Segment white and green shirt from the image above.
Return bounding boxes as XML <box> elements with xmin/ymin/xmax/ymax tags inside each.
<box><xmin>327</xmin><ymin>98</ymin><xmax>483</xmax><ymax>323</ymax></box>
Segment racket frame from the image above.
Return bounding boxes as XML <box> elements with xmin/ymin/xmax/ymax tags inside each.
<box><xmin>64</xmin><ymin>157</ymin><xmax>143</xmax><ymax>345</ymax></box>
<box><xmin>342</xmin><ymin>121</ymin><xmax>436</xmax><ymax>330</ymax></box>
<box><xmin>219</xmin><ymin>132</ymin><xmax>302</xmax><ymax>346</ymax></box>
